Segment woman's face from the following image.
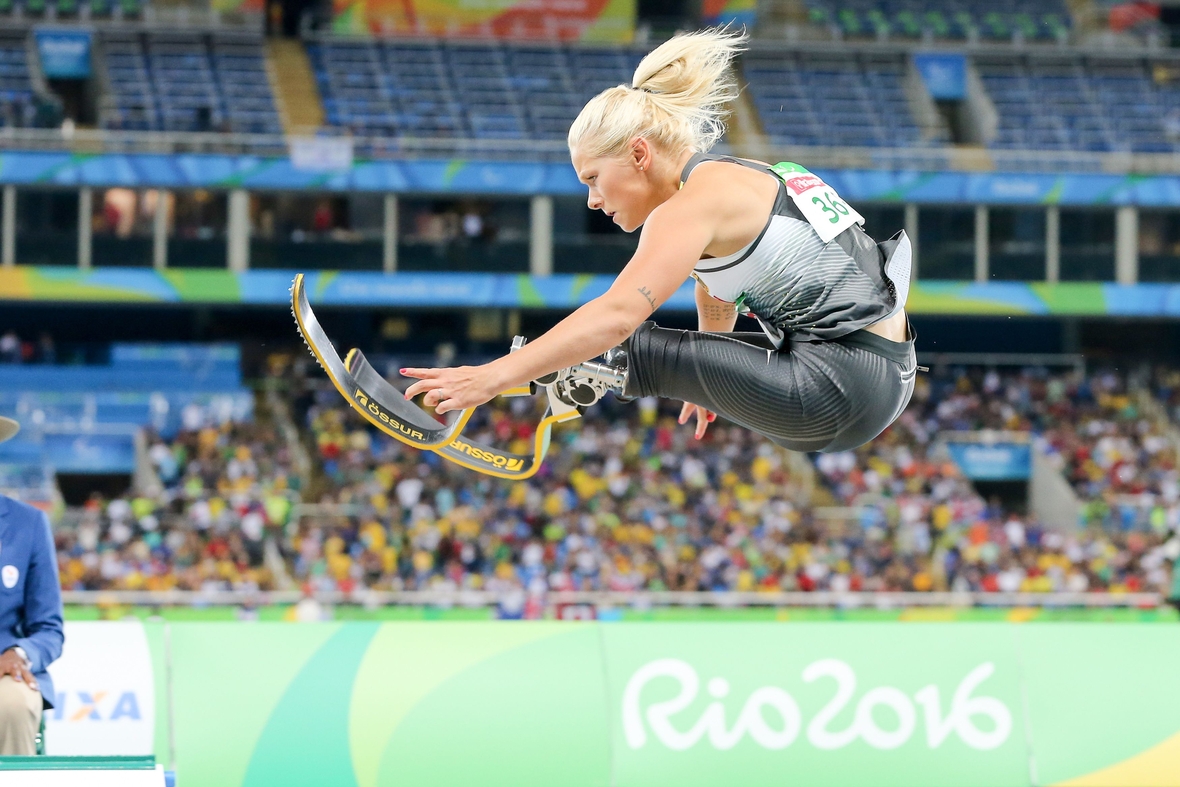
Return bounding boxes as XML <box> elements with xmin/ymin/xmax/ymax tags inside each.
<box><xmin>570</xmin><ymin>146</ymin><xmax>655</xmax><ymax>233</ymax></box>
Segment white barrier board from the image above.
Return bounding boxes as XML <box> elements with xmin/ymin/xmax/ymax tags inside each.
<box><xmin>44</xmin><ymin>621</ymin><xmax>155</xmax><ymax>756</ymax></box>
<box><xmin>3</xmin><ymin>766</ymin><xmax>166</xmax><ymax>787</ymax></box>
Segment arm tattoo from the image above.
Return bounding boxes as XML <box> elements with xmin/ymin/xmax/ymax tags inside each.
<box><xmin>637</xmin><ymin>286</ymin><xmax>658</xmax><ymax>310</ymax></box>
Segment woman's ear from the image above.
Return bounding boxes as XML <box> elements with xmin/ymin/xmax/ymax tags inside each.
<box><xmin>629</xmin><ymin>137</ymin><xmax>651</xmax><ymax>172</ymax></box>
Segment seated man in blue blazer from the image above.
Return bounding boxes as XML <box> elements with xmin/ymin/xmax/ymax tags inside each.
<box><xmin>0</xmin><ymin>416</ymin><xmax>64</xmax><ymax>755</ymax></box>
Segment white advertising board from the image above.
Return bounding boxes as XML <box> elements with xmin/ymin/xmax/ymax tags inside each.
<box><xmin>43</xmin><ymin>621</ymin><xmax>155</xmax><ymax>756</ymax></box>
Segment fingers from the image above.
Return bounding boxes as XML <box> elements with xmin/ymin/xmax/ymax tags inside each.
<box><xmin>679</xmin><ymin>402</ymin><xmax>717</xmax><ymax>437</ymax></box>
<box><xmin>5</xmin><ymin>663</ymin><xmax>37</xmax><ymax>691</ymax></box>
<box><xmin>401</xmin><ymin>369</ymin><xmax>442</xmax><ymax>400</ymax></box>
<box><xmin>695</xmin><ymin>408</ymin><xmax>709</xmax><ymax>440</ymax></box>
<box><xmin>404</xmin><ymin>380</ymin><xmax>440</xmax><ymax>400</ymax></box>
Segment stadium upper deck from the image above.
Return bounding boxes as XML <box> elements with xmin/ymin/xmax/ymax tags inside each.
<box><xmin>0</xmin><ymin>0</ymin><xmax>1176</xmax><ymax>171</ymax></box>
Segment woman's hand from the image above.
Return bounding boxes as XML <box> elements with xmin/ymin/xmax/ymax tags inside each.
<box><xmin>401</xmin><ymin>365</ymin><xmax>502</xmax><ymax>415</ymax></box>
<box><xmin>678</xmin><ymin>401</ymin><xmax>716</xmax><ymax>440</ymax></box>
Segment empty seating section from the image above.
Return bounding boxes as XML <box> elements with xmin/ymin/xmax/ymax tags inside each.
<box><xmin>309</xmin><ymin>39</ymin><xmax>642</xmax><ymax>139</ymax></box>
<box><xmin>101</xmin><ymin>32</ymin><xmax>280</xmax><ymax>134</ymax></box>
<box><xmin>213</xmin><ymin>37</ymin><xmax>282</xmax><ymax>134</ymax></box>
<box><xmin>449</xmin><ymin>45</ymin><xmax>527</xmax><ymax>139</ymax></box>
<box><xmin>0</xmin><ymin>0</ymin><xmax>141</xmax><ymax>19</ymax></box>
<box><xmin>0</xmin><ymin>345</ymin><xmax>253</xmax><ymax>474</ymax></box>
<box><xmin>10</xmin><ymin>25</ymin><xmax>1180</xmax><ymax>155</ymax></box>
<box><xmin>744</xmin><ymin>51</ymin><xmax>925</xmax><ymax>148</ymax></box>
<box><xmin>0</xmin><ymin>34</ymin><xmax>32</xmax><ymax>125</ymax></box>
<box><xmin>978</xmin><ymin>56</ymin><xmax>1180</xmax><ymax>153</ymax></box>
<box><xmin>103</xmin><ymin>33</ymin><xmax>155</xmax><ymax>130</ymax></box>
<box><xmin>805</xmin><ymin>0</ymin><xmax>1070</xmax><ymax>41</ymax></box>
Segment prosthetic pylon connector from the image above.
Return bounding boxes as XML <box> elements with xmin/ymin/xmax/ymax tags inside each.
<box><xmin>510</xmin><ymin>336</ymin><xmax>627</xmax><ymax>410</ymax></box>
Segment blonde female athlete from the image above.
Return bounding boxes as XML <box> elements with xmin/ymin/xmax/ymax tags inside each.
<box><xmin>402</xmin><ymin>28</ymin><xmax>916</xmax><ymax>453</ymax></box>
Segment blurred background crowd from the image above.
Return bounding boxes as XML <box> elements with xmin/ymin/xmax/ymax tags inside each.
<box><xmin>46</xmin><ymin>348</ymin><xmax>1180</xmax><ymax>604</ymax></box>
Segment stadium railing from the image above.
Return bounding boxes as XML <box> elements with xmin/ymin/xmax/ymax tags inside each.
<box><xmin>6</xmin><ymin>125</ymin><xmax>1180</xmax><ymax>174</ymax></box>
<box><xmin>57</xmin><ymin>589</ymin><xmax>1165</xmax><ymax>607</ymax></box>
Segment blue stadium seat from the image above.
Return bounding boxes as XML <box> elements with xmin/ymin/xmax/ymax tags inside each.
<box><xmin>744</xmin><ymin>50</ymin><xmax>934</xmax><ymax>148</ymax></box>
<box><xmin>99</xmin><ymin>31</ymin><xmax>280</xmax><ymax>134</ymax></box>
<box><xmin>803</xmin><ymin>0</ymin><xmax>1071</xmax><ymax>42</ymax></box>
<box><xmin>977</xmin><ymin>54</ymin><xmax>1180</xmax><ymax>153</ymax></box>
<box><xmin>0</xmin><ymin>346</ymin><xmax>253</xmax><ymax>469</ymax></box>
<box><xmin>0</xmin><ymin>33</ymin><xmax>33</xmax><ymax>127</ymax></box>
<box><xmin>310</xmin><ymin>40</ymin><xmax>647</xmax><ymax>142</ymax></box>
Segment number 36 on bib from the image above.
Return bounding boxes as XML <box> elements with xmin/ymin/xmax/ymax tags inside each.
<box><xmin>770</xmin><ymin>162</ymin><xmax>865</xmax><ymax>244</ymax></box>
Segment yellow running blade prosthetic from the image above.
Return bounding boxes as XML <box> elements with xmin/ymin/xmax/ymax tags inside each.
<box><xmin>291</xmin><ymin>273</ymin><xmax>582</xmax><ymax>480</ymax></box>
<box><xmin>346</xmin><ymin>347</ymin><xmax>581</xmax><ymax>480</ymax></box>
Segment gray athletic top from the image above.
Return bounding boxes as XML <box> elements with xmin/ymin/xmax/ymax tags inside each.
<box><xmin>682</xmin><ymin>153</ymin><xmax>911</xmax><ymax>343</ymax></box>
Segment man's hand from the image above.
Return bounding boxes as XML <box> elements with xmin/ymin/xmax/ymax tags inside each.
<box><xmin>678</xmin><ymin>402</ymin><xmax>716</xmax><ymax>440</ymax></box>
<box><xmin>0</xmin><ymin>648</ymin><xmax>36</xmax><ymax>691</ymax></box>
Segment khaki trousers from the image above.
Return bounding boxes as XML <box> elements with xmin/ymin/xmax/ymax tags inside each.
<box><xmin>0</xmin><ymin>674</ymin><xmax>42</xmax><ymax>755</ymax></box>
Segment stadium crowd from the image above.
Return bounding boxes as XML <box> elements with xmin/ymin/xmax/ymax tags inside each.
<box><xmin>51</xmin><ymin>354</ymin><xmax>1179</xmax><ymax>601</ymax></box>
<box><xmin>54</xmin><ymin>414</ymin><xmax>299</xmax><ymax>594</ymax></box>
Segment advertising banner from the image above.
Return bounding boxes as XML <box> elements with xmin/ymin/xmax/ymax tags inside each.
<box><xmin>914</xmin><ymin>52</ymin><xmax>967</xmax><ymax>100</ymax></box>
<box><xmin>289</xmin><ymin>137</ymin><xmax>355</xmax><ymax>173</ymax></box>
<box><xmin>26</xmin><ymin>621</ymin><xmax>1180</xmax><ymax>786</ymax></box>
<box><xmin>42</xmin><ymin>433</ymin><xmax>137</xmax><ymax>474</ymax></box>
<box><xmin>211</xmin><ymin>0</ymin><xmax>264</xmax><ymax>13</ymax></box>
<box><xmin>332</xmin><ymin>0</ymin><xmax>636</xmax><ymax>42</ymax></box>
<box><xmin>34</xmin><ymin>29</ymin><xmax>92</xmax><ymax>79</ymax></box>
<box><xmin>702</xmin><ymin>0</ymin><xmax>757</xmax><ymax>27</ymax></box>
<box><xmin>946</xmin><ymin>442</ymin><xmax>1032</xmax><ymax>480</ymax></box>
<box><xmin>7</xmin><ymin>150</ymin><xmax>1180</xmax><ymax>207</ymax></box>
<box><xmin>44</xmin><ymin>622</ymin><xmax>156</xmax><ymax>756</ymax></box>
<box><xmin>604</xmin><ymin>624</ymin><xmax>1028</xmax><ymax>787</ymax></box>
<box><xmin>5</xmin><ymin>265</ymin><xmax>1180</xmax><ymax>318</ymax></box>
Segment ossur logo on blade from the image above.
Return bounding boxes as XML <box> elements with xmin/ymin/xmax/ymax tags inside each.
<box><xmin>623</xmin><ymin>658</ymin><xmax>1012</xmax><ymax>752</ymax></box>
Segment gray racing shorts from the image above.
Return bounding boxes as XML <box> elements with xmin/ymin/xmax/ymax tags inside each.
<box><xmin>622</xmin><ymin>321</ymin><xmax>917</xmax><ymax>453</ymax></box>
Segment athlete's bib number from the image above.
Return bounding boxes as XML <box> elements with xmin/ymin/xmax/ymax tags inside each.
<box><xmin>812</xmin><ymin>191</ymin><xmax>850</xmax><ymax>223</ymax></box>
<box><xmin>771</xmin><ymin>162</ymin><xmax>864</xmax><ymax>243</ymax></box>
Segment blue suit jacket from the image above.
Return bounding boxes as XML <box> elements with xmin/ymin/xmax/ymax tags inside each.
<box><xmin>0</xmin><ymin>494</ymin><xmax>64</xmax><ymax>709</ymax></box>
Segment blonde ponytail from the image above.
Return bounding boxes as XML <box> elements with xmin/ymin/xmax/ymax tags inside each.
<box><xmin>568</xmin><ymin>27</ymin><xmax>747</xmax><ymax>160</ymax></box>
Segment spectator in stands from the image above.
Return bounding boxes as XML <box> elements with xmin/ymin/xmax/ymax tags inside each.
<box><xmin>0</xmin><ymin>416</ymin><xmax>64</xmax><ymax>755</ymax></box>
<box><xmin>36</xmin><ymin>333</ymin><xmax>55</xmax><ymax>365</ymax></box>
<box><xmin>461</xmin><ymin>210</ymin><xmax>483</xmax><ymax>242</ymax></box>
<box><xmin>290</xmin><ymin>358</ymin><xmax>1175</xmax><ymax>599</ymax></box>
<box><xmin>0</xmin><ymin>331</ymin><xmax>19</xmax><ymax>364</ymax></box>
<box><xmin>311</xmin><ymin>201</ymin><xmax>334</xmax><ymax>235</ymax></box>
<box><xmin>56</xmin><ymin>417</ymin><xmax>295</xmax><ymax>594</ymax></box>
<box><xmin>41</xmin><ymin>353</ymin><xmax>1175</xmax><ymax>604</ymax></box>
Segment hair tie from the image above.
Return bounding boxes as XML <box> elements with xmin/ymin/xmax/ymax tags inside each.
<box><xmin>632</xmin><ymin>85</ymin><xmax>656</xmax><ymax>94</ymax></box>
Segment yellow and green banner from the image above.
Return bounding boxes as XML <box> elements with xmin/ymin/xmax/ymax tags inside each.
<box><xmin>332</xmin><ymin>0</ymin><xmax>636</xmax><ymax>42</ymax></box>
<box><xmin>702</xmin><ymin>0</ymin><xmax>756</xmax><ymax>27</ymax></box>
<box><xmin>4</xmin><ymin>266</ymin><xmax>1180</xmax><ymax>317</ymax></box>
<box><xmin>211</xmin><ymin>0</ymin><xmax>264</xmax><ymax>13</ymax></box>
<box><xmin>49</xmin><ymin>621</ymin><xmax>1180</xmax><ymax>786</ymax></box>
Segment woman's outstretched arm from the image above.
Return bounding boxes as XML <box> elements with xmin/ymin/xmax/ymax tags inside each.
<box><xmin>402</xmin><ymin>184</ymin><xmax>719</xmax><ymax>414</ymax></box>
